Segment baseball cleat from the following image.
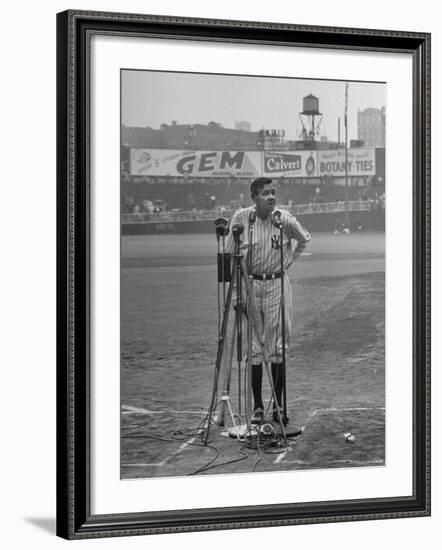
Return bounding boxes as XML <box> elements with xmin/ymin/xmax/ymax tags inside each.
<box><xmin>251</xmin><ymin>407</ymin><xmax>264</xmax><ymax>425</ymax></box>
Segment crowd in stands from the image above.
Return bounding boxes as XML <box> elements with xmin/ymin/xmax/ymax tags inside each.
<box><xmin>122</xmin><ymin>175</ymin><xmax>385</xmax><ymax>216</ymax></box>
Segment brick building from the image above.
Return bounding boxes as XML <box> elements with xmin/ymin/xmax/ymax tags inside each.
<box><xmin>357</xmin><ymin>107</ymin><xmax>386</xmax><ymax>148</ymax></box>
<box><xmin>122</xmin><ymin>120</ymin><xmax>259</xmax><ymax>150</ymax></box>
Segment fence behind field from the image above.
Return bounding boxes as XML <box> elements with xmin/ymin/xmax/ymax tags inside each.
<box><xmin>121</xmin><ymin>200</ymin><xmax>383</xmax><ymax>224</ymax></box>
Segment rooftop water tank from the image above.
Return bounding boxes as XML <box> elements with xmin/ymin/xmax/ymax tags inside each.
<box><xmin>302</xmin><ymin>94</ymin><xmax>320</xmax><ymax>115</ymax></box>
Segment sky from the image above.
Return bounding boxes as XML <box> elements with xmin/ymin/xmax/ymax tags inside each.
<box><xmin>122</xmin><ymin>70</ymin><xmax>386</xmax><ymax>143</ymax></box>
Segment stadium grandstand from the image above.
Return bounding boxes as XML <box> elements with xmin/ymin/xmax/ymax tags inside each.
<box><xmin>121</xmin><ymin>119</ymin><xmax>385</xmax><ymax>234</ymax></box>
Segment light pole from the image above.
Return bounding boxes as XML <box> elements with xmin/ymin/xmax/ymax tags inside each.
<box><xmin>344</xmin><ymin>82</ymin><xmax>350</xmax><ymax>227</ymax></box>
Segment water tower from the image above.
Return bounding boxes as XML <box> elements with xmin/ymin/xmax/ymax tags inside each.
<box><xmin>298</xmin><ymin>94</ymin><xmax>322</xmax><ymax>142</ymax></box>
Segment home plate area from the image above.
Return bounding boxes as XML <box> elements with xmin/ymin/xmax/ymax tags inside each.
<box><xmin>121</xmin><ymin>406</ymin><xmax>385</xmax><ymax>478</ymax></box>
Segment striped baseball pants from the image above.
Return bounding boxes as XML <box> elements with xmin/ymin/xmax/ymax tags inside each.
<box><xmin>248</xmin><ymin>274</ymin><xmax>292</xmax><ymax>365</ymax></box>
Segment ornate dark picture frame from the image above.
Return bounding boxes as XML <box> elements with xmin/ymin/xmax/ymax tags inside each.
<box><xmin>56</xmin><ymin>9</ymin><xmax>430</xmax><ymax>540</ymax></box>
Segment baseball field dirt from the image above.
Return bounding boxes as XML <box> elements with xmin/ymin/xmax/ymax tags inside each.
<box><xmin>120</xmin><ymin>232</ymin><xmax>385</xmax><ymax>479</ymax></box>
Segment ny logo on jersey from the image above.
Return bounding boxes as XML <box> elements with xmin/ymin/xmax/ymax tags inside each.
<box><xmin>271</xmin><ymin>235</ymin><xmax>281</xmax><ymax>250</ymax></box>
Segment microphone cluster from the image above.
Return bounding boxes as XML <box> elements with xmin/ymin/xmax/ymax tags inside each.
<box><xmin>231</xmin><ymin>223</ymin><xmax>244</xmax><ymax>237</ymax></box>
<box><xmin>271</xmin><ymin>209</ymin><xmax>283</xmax><ymax>229</ymax></box>
<box><xmin>214</xmin><ymin>217</ymin><xmax>229</xmax><ymax>238</ymax></box>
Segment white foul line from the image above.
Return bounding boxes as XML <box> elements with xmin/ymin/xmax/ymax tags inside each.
<box><xmin>122</xmin><ymin>463</ymin><xmax>165</xmax><ymax>467</ymax></box>
<box><xmin>161</xmin><ymin>435</ymin><xmax>199</xmax><ymax>466</ymax></box>
<box><xmin>303</xmin><ymin>406</ymin><xmax>385</xmax><ymax>435</ymax></box>
<box><xmin>121</xmin><ymin>405</ymin><xmax>206</xmax><ymax>468</ymax></box>
<box><xmin>274</xmin><ymin>450</ymin><xmax>288</xmax><ymax>464</ymax></box>
<box><xmin>122</xmin><ymin>405</ymin><xmax>156</xmax><ymax>415</ymax></box>
<box><xmin>273</xmin><ymin>406</ymin><xmax>385</xmax><ymax>464</ymax></box>
<box><xmin>122</xmin><ymin>434</ymin><xmax>200</xmax><ymax>469</ymax></box>
<box><xmin>310</xmin><ymin>406</ymin><xmax>385</xmax><ymax>417</ymax></box>
<box><xmin>122</xmin><ymin>405</ymin><xmax>206</xmax><ymax>415</ymax></box>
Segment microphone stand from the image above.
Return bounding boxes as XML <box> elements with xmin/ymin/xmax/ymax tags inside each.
<box><xmin>246</xmin><ymin>210</ymin><xmax>256</xmax><ymax>429</ymax></box>
<box><xmin>204</xmin><ymin>227</ymin><xmax>242</xmax><ymax>444</ymax></box>
<box><xmin>279</xmin><ymin>225</ymin><xmax>288</xmax><ymax>424</ymax></box>
<box><xmin>273</xmin><ymin>211</ymin><xmax>288</xmax><ymax>424</ymax></box>
<box><xmin>235</xmin><ymin>234</ymin><xmax>243</xmax><ymax>416</ymax></box>
<box><xmin>203</xmin><ymin>221</ymin><xmax>288</xmax><ymax>444</ymax></box>
<box><xmin>214</xmin><ymin>218</ymin><xmax>238</xmax><ymax>429</ymax></box>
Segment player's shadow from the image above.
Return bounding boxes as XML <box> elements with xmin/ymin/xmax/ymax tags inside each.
<box><xmin>25</xmin><ymin>517</ymin><xmax>56</xmax><ymax>534</ymax></box>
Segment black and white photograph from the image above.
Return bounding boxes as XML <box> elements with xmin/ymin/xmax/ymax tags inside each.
<box><xmin>120</xmin><ymin>70</ymin><xmax>386</xmax><ymax>479</ymax></box>
<box><xmin>52</xmin><ymin>6</ymin><xmax>430</xmax><ymax>542</ymax></box>
<box><xmin>1</xmin><ymin>0</ymin><xmax>438</xmax><ymax>545</ymax></box>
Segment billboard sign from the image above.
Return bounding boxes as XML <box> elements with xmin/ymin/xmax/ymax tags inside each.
<box><xmin>130</xmin><ymin>149</ymin><xmax>261</xmax><ymax>178</ymax></box>
<box><xmin>129</xmin><ymin>148</ymin><xmax>378</xmax><ymax>179</ymax></box>
<box><xmin>262</xmin><ymin>151</ymin><xmax>317</xmax><ymax>177</ymax></box>
<box><xmin>258</xmin><ymin>129</ymin><xmax>285</xmax><ymax>138</ymax></box>
<box><xmin>317</xmin><ymin>148</ymin><xmax>375</xmax><ymax>176</ymax></box>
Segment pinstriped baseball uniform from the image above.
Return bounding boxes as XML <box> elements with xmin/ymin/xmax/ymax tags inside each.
<box><xmin>226</xmin><ymin>205</ymin><xmax>310</xmax><ymax>364</ymax></box>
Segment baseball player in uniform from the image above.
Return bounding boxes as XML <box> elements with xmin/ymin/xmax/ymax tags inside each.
<box><xmin>226</xmin><ymin>177</ymin><xmax>310</xmax><ymax>426</ymax></box>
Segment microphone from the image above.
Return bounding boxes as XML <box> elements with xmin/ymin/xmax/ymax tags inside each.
<box><xmin>232</xmin><ymin>223</ymin><xmax>244</xmax><ymax>236</ymax></box>
<box><xmin>248</xmin><ymin>210</ymin><xmax>256</xmax><ymax>225</ymax></box>
<box><xmin>271</xmin><ymin>209</ymin><xmax>283</xmax><ymax>229</ymax></box>
<box><xmin>214</xmin><ymin>217</ymin><xmax>229</xmax><ymax>237</ymax></box>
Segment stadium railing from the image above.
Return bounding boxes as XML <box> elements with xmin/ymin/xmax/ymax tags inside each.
<box><xmin>121</xmin><ymin>200</ymin><xmax>380</xmax><ymax>224</ymax></box>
